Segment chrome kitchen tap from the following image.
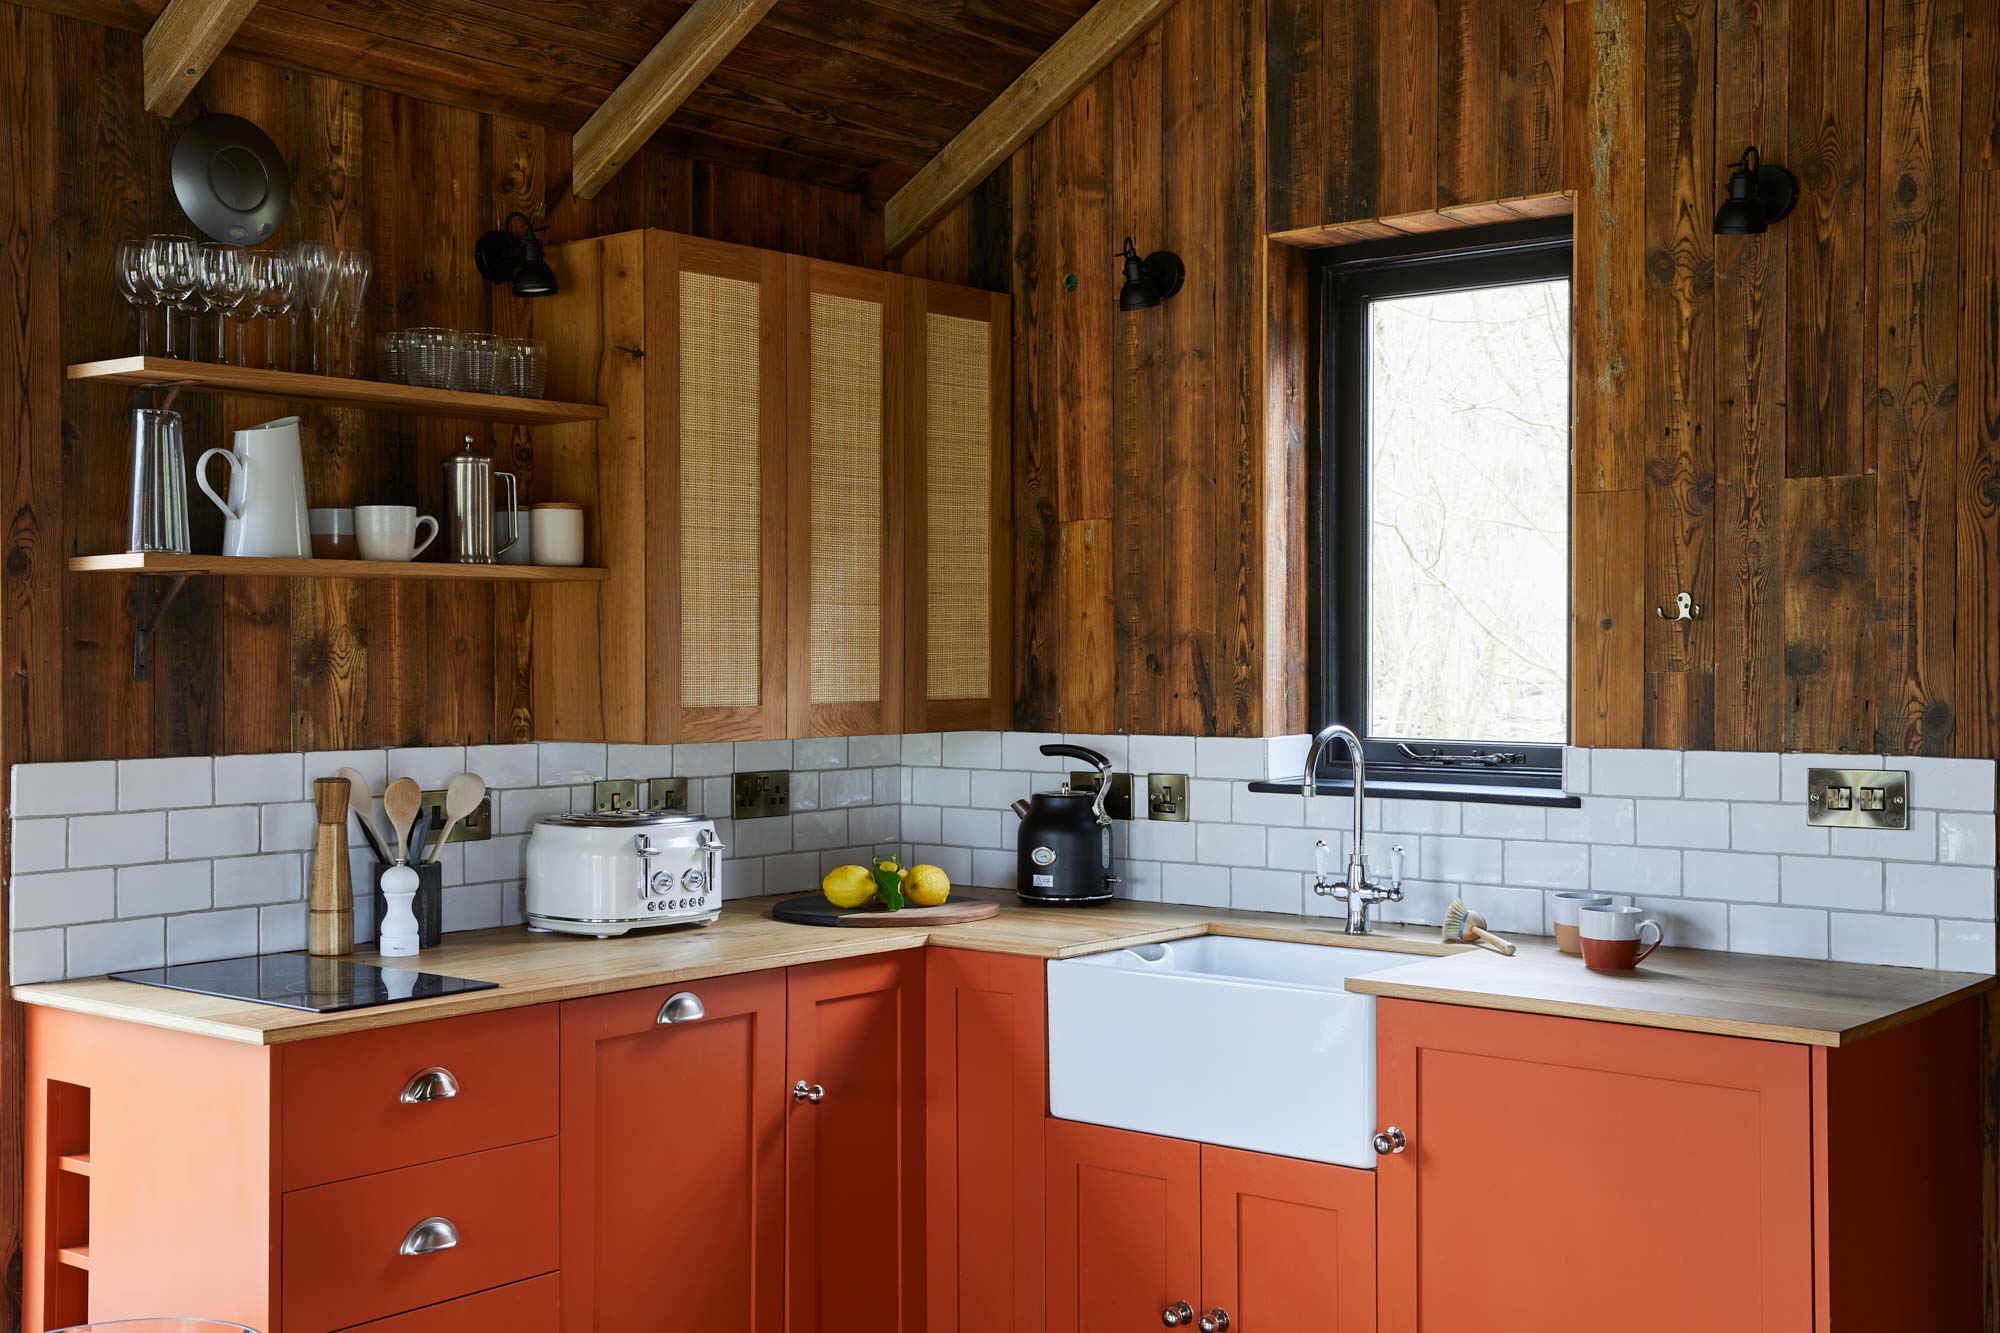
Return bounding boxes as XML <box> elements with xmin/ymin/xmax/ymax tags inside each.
<box><xmin>1303</xmin><ymin>723</ymin><xmax>1403</xmax><ymax>934</ymax></box>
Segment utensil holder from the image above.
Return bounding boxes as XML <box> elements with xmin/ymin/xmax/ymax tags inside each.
<box><xmin>373</xmin><ymin>859</ymin><xmax>442</xmax><ymax>949</ymax></box>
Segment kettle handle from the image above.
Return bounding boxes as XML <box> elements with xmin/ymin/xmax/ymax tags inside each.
<box><xmin>1040</xmin><ymin>743</ymin><xmax>1111</xmax><ymax>773</ymax></box>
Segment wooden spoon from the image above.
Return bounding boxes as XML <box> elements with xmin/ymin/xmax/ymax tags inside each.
<box><xmin>381</xmin><ymin>777</ymin><xmax>423</xmax><ymax>867</ymax></box>
<box><xmin>425</xmin><ymin>772</ymin><xmax>488</xmax><ymax>864</ymax></box>
<box><xmin>337</xmin><ymin>766</ymin><xmax>390</xmax><ymax>863</ymax></box>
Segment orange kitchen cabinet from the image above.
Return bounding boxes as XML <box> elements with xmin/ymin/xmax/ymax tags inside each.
<box><xmin>559</xmin><ymin>971</ymin><xmax>787</xmax><ymax>1333</ymax></box>
<box><xmin>1202</xmin><ymin>1144</ymin><xmax>1376</xmax><ymax>1333</ymax></box>
<box><xmin>786</xmin><ymin>951</ymin><xmax>926</xmax><ymax>1333</ymax></box>
<box><xmin>337</xmin><ymin>1273</ymin><xmax>560</xmax><ymax>1330</ymax></box>
<box><xmin>926</xmin><ymin>949</ymin><xmax>1047</xmax><ymax>1333</ymax></box>
<box><xmin>1374</xmin><ymin>997</ymin><xmax>1981</xmax><ymax>1333</ymax></box>
<box><xmin>1045</xmin><ymin>1119</ymin><xmax>1202</xmax><ymax>1333</ymax></box>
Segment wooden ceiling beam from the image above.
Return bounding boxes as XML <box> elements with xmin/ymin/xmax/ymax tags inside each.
<box><xmin>571</xmin><ymin>0</ymin><xmax>780</xmax><ymax>201</ymax></box>
<box><xmin>143</xmin><ymin>0</ymin><xmax>261</xmax><ymax>115</ymax></box>
<box><xmin>883</xmin><ymin>0</ymin><xmax>1176</xmax><ymax>257</ymax></box>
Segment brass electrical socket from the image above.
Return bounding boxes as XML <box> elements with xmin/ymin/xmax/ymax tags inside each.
<box><xmin>592</xmin><ymin>779</ymin><xmax>642</xmax><ymax>814</ymax></box>
<box><xmin>1070</xmin><ymin>770</ymin><xmax>1136</xmax><ymax>820</ymax></box>
<box><xmin>418</xmin><ymin>788</ymin><xmax>492</xmax><ymax>844</ymax></box>
<box><xmin>1147</xmin><ymin>773</ymin><xmax>1190</xmax><ymax>821</ymax></box>
<box><xmin>593</xmin><ymin>777</ymin><xmax>690</xmax><ymax>814</ymax></box>
<box><xmin>647</xmin><ymin>777</ymin><xmax>690</xmax><ymax>812</ymax></box>
<box><xmin>734</xmin><ymin>770</ymin><xmax>792</xmax><ymax>820</ymax></box>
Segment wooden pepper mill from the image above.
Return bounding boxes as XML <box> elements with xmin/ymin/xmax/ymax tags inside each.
<box><xmin>309</xmin><ymin>777</ymin><xmax>355</xmax><ymax>956</ymax></box>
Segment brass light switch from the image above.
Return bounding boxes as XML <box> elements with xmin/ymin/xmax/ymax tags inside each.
<box><xmin>1806</xmin><ymin>768</ymin><xmax>1909</xmax><ymax>830</ymax></box>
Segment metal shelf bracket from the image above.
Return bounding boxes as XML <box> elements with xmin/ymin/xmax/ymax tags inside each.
<box><xmin>128</xmin><ymin>573</ymin><xmax>189</xmax><ymax>682</ymax></box>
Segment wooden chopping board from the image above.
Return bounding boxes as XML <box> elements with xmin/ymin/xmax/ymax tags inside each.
<box><xmin>770</xmin><ymin>894</ymin><xmax>1000</xmax><ymax>928</ymax></box>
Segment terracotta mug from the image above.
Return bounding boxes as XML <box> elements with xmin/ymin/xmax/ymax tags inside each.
<box><xmin>1578</xmin><ymin>904</ymin><xmax>1663</xmax><ymax>972</ymax></box>
<box><xmin>1551</xmin><ymin>891</ymin><xmax>1613</xmax><ymax>956</ymax></box>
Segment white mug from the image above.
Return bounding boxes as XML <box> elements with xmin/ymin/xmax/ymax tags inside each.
<box><xmin>196</xmin><ymin>414</ymin><xmax>309</xmax><ymax>557</ymax></box>
<box><xmin>1551</xmin><ymin>891</ymin><xmax>1613</xmax><ymax>956</ymax></box>
<box><xmin>531</xmin><ymin>503</ymin><xmax>584</xmax><ymax>566</ymax></box>
<box><xmin>355</xmin><ymin>505</ymin><xmax>438</xmax><ymax>562</ymax></box>
<box><xmin>1578</xmin><ymin>904</ymin><xmax>1663</xmax><ymax>972</ymax></box>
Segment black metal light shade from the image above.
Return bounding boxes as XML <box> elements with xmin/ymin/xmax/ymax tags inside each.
<box><xmin>1117</xmin><ymin>236</ymin><xmax>1185</xmax><ymax>311</ymax></box>
<box><xmin>1713</xmin><ymin>146</ymin><xmax>1799</xmax><ymax>235</ymax></box>
<box><xmin>475</xmin><ymin>211</ymin><xmax>559</xmax><ymax>297</ymax></box>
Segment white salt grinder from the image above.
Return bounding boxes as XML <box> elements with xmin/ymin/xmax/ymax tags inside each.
<box><xmin>379</xmin><ymin>862</ymin><xmax>420</xmax><ymax>958</ymax></box>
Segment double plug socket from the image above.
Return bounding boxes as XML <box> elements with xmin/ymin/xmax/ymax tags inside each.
<box><xmin>1068</xmin><ymin>771</ymin><xmax>1193</xmax><ymax>822</ymax></box>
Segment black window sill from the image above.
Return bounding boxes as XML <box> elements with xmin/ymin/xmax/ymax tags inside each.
<box><xmin>1247</xmin><ymin>778</ymin><xmax>1582</xmax><ymax>809</ymax></box>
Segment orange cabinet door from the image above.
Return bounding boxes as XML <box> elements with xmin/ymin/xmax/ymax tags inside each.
<box><xmin>337</xmin><ymin>1273</ymin><xmax>560</xmax><ymax>1330</ymax></box>
<box><xmin>926</xmin><ymin>949</ymin><xmax>1047</xmax><ymax>1333</ymax></box>
<box><xmin>1201</xmin><ymin>1144</ymin><xmax>1376</xmax><ymax>1333</ymax></box>
<box><xmin>559</xmin><ymin>971</ymin><xmax>786</xmax><ymax>1333</ymax></box>
<box><xmin>1045</xmin><ymin>1119</ymin><xmax>1201</xmax><ymax>1333</ymax></box>
<box><xmin>1376</xmin><ymin>999</ymin><xmax>1813</xmax><ymax>1333</ymax></box>
<box><xmin>786</xmin><ymin>952</ymin><xmax>925</xmax><ymax>1333</ymax></box>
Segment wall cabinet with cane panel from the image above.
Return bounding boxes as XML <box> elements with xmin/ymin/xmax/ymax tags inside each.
<box><xmin>532</xmin><ymin>230</ymin><xmax>1010</xmax><ymax>742</ymax></box>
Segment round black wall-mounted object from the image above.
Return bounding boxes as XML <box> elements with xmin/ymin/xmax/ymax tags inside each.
<box><xmin>172</xmin><ymin>114</ymin><xmax>290</xmax><ymax>244</ymax></box>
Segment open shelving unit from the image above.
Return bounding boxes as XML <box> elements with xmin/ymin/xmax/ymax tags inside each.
<box><xmin>68</xmin><ymin>355</ymin><xmax>609</xmax><ymax>679</ymax></box>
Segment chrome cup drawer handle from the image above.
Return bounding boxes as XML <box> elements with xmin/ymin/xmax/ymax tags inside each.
<box><xmin>399</xmin><ymin>1066</ymin><xmax>460</xmax><ymax>1104</ymax></box>
<box><xmin>399</xmin><ymin>1216</ymin><xmax>459</xmax><ymax>1257</ymax></box>
<box><xmin>657</xmin><ymin>992</ymin><xmax>705</xmax><ymax>1025</ymax></box>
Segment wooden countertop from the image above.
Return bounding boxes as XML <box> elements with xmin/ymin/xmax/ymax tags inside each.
<box><xmin>1345</xmin><ymin>938</ymin><xmax>1994</xmax><ymax>1046</ymax></box>
<box><xmin>12</xmin><ymin>890</ymin><xmax>1988</xmax><ymax>1048</ymax></box>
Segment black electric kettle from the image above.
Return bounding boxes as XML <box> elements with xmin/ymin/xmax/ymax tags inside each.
<box><xmin>1010</xmin><ymin>744</ymin><xmax>1120</xmax><ymax>906</ymax></box>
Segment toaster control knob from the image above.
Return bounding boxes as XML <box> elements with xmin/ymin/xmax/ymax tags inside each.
<box><xmin>682</xmin><ymin>867</ymin><xmax>708</xmax><ymax>895</ymax></box>
<box><xmin>647</xmin><ymin>870</ymin><xmax>674</xmax><ymax>898</ymax></box>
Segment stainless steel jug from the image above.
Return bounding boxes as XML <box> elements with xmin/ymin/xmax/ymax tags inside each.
<box><xmin>443</xmin><ymin>434</ymin><xmax>520</xmax><ymax>564</ymax></box>
<box><xmin>125</xmin><ymin>407</ymin><xmax>191</xmax><ymax>554</ymax></box>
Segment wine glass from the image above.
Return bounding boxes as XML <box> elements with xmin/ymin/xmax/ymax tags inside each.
<box><xmin>332</xmin><ymin>248</ymin><xmax>373</xmax><ymax>376</ymax></box>
<box><xmin>290</xmin><ymin>241</ymin><xmax>334</xmax><ymax>373</ymax></box>
<box><xmin>196</xmin><ymin>243</ymin><xmax>245</xmax><ymax>363</ymax></box>
<box><xmin>250</xmin><ymin>249</ymin><xmax>297</xmax><ymax>369</ymax></box>
<box><xmin>113</xmin><ymin>238</ymin><xmax>153</xmax><ymax>355</ymax></box>
<box><xmin>141</xmin><ymin>234</ymin><xmax>197</xmax><ymax>358</ymax></box>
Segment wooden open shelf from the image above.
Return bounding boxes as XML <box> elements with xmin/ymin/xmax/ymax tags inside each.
<box><xmin>55</xmin><ymin>1245</ymin><xmax>90</xmax><ymax>1271</ymax></box>
<box><xmin>56</xmin><ymin>1153</ymin><xmax>91</xmax><ymax>1177</ymax></box>
<box><xmin>70</xmin><ymin>553</ymin><xmax>608</xmax><ymax>583</ymax></box>
<box><xmin>66</xmin><ymin>356</ymin><xmax>608</xmax><ymax>425</ymax></box>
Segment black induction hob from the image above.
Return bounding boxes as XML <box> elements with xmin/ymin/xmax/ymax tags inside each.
<box><xmin>110</xmin><ymin>952</ymin><xmax>499</xmax><ymax>1013</ymax></box>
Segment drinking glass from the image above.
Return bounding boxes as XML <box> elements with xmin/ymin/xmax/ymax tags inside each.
<box><xmin>501</xmin><ymin>337</ymin><xmax>547</xmax><ymax>398</ymax></box>
<box><xmin>290</xmin><ymin>241</ymin><xmax>334</xmax><ymax>374</ymax></box>
<box><xmin>251</xmin><ymin>249</ymin><xmax>298</xmax><ymax>369</ymax></box>
<box><xmin>141</xmin><ymin>234</ymin><xmax>197</xmax><ymax>358</ymax></box>
<box><xmin>125</xmin><ymin>407</ymin><xmax>190</xmax><ymax>554</ymax></box>
<box><xmin>405</xmin><ymin>327</ymin><xmax>460</xmax><ymax>389</ymax></box>
<box><xmin>333</xmin><ymin>248</ymin><xmax>373</xmax><ymax>376</ymax></box>
<box><xmin>376</xmin><ymin>330</ymin><xmax>404</xmax><ymax>383</ymax></box>
<box><xmin>461</xmin><ymin>333</ymin><xmax>502</xmax><ymax>393</ymax></box>
<box><xmin>114</xmin><ymin>238</ymin><xmax>153</xmax><ymax>355</ymax></box>
<box><xmin>196</xmin><ymin>243</ymin><xmax>246</xmax><ymax>363</ymax></box>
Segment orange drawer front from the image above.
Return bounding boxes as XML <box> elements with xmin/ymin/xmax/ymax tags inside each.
<box><xmin>332</xmin><ymin>1273</ymin><xmax>560</xmax><ymax>1331</ymax></box>
<box><xmin>282</xmin><ymin>1138</ymin><xmax>559</xmax><ymax>1333</ymax></box>
<box><xmin>280</xmin><ymin>1004</ymin><xmax>558</xmax><ymax>1189</ymax></box>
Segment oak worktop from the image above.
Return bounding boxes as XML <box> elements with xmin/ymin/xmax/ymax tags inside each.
<box><xmin>12</xmin><ymin>890</ymin><xmax>1989</xmax><ymax>1047</ymax></box>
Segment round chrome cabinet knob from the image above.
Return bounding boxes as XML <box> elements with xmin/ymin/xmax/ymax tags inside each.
<box><xmin>792</xmin><ymin>1080</ymin><xmax>826</xmax><ymax>1104</ymax></box>
<box><xmin>1200</xmin><ymin>1309</ymin><xmax>1231</xmax><ymax>1332</ymax></box>
<box><xmin>1161</xmin><ymin>1301</ymin><xmax>1195</xmax><ymax>1327</ymax></box>
<box><xmin>1373</xmin><ymin>1125</ymin><xmax>1408</xmax><ymax>1155</ymax></box>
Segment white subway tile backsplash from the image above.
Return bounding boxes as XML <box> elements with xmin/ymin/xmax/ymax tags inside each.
<box><xmin>13</xmin><ymin>870</ymin><xmax>116</xmax><ymax>929</ymax></box>
<box><xmin>68</xmin><ymin>917</ymin><xmax>164</xmax><ymax>975</ymax></box>
<box><xmin>1683</xmin><ymin>851</ymin><xmax>1780</xmax><ymax>903</ymax></box>
<box><xmin>1729</xmin><ymin>904</ymin><xmax>1829</xmax><ymax>960</ymax></box>
<box><xmin>732</xmin><ymin>740</ymin><xmax>793</xmax><ymax>772</ymax></box>
<box><xmin>1592</xmin><ymin>845</ymin><xmax>1681</xmax><ymax>897</ymax></box>
<box><xmin>1463</xmin><ymin>804</ymin><xmax>1546</xmax><ymax>839</ymax></box>
<box><xmin>673</xmin><ymin>742</ymin><xmax>733</xmax><ymax>777</ymax></box>
<box><xmin>215</xmin><ymin>753</ymin><xmax>304</xmax><ymax>805</ymax></box>
<box><xmin>849</xmin><ymin>734</ymin><xmax>902</xmax><ymax>768</ymax></box>
<box><xmin>1065</xmin><ymin>734</ymin><xmax>1130</xmax><ymax>768</ymax></box>
<box><xmin>1682</xmin><ymin>751</ymin><xmax>1780</xmax><ymax>802</ymax></box>
<box><xmin>117</xmin><ymin>861</ymin><xmax>210</xmax><ymax>916</ymax></box>
<box><xmin>118</xmin><ymin>757</ymin><xmax>213</xmax><ymax>810</ymax></box>
<box><xmin>1267</xmin><ymin>826</ymin><xmax>1339</xmax><ymax>874</ymax></box>
<box><xmin>732</xmin><ymin>816</ymin><xmax>794</xmax><ymax>858</ymax></box>
<box><xmin>1938</xmin><ymin>920</ymin><xmax>1997</xmax><ymax>972</ymax></box>
<box><xmin>872</xmin><ymin>768</ymin><xmax>904</xmax><ymax>806</ymax></box>
<box><xmin>1382</xmin><ymin>800</ymin><xmax>1459</xmax><ymax>835</ymax></box>
<box><xmin>261</xmin><ymin>801</ymin><xmax>317</xmax><ymax>853</ymax></box>
<box><xmin>1000</xmin><ymin>732</ymin><xmax>1064</xmax><ymax>771</ymax></box>
<box><xmin>1231</xmin><ymin>868</ymin><xmax>1304</xmax><ymax>915</ymax></box>
<box><xmin>11</xmin><ymin>818</ymin><xmax>66</xmax><ymax>874</ymax></box>
<box><xmin>1938</xmin><ymin>812</ymin><xmax>1998</xmax><ymax>867</ymax></box>
<box><xmin>910</xmin><ymin>768</ymin><xmax>970</xmax><ymax>807</ymax></box>
<box><xmin>1194</xmin><ymin>737</ymin><xmax>1265</xmax><ymax>780</ymax></box>
<box><xmin>538</xmin><ymin>743</ymin><xmax>606</xmax><ymax>785</ymax></box>
<box><xmin>1590</xmin><ymin>749</ymin><xmax>1681</xmax><ymax>797</ymax></box>
<box><xmin>164</xmin><ymin>806</ymin><xmax>253</xmax><ymax>861</ymax></box>
<box><xmin>794</xmin><ymin>811</ymin><xmax>850</xmax><ymax>851</ymax></box>
<box><xmin>13</xmin><ymin>761</ymin><xmax>117</xmax><ymax>817</ymax></box>
<box><xmin>1729</xmin><ymin>805</ymin><xmax>1829</xmax><ymax>856</ymax></box>
<box><xmin>901</xmin><ymin>804</ymin><xmax>942</xmax><ymax>845</ymax></box>
<box><xmin>969</xmin><ymin>769</ymin><xmax>1031</xmax><ymax>811</ymax></box>
<box><xmin>12</xmin><ymin>928</ymin><xmax>64</xmax><ymax>984</ymax></box>
<box><xmin>1129</xmin><ymin>734</ymin><xmax>1197</xmax><ymax>775</ymax></box>
<box><xmin>1830</xmin><ymin>912</ymin><xmax>1936</xmax><ymax>969</ymax></box>
<box><xmin>1902</xmin><ymin>757</ymin><xmax>1997</xmax><ymax>813</ymax></box>
<box><xmin>260</xmin><ymin>902</ymin><xmax>307</xmax><ymax>954</ymax></box>
<box><xmin>1264</xmin><ymin>735</ymin><xmax>1310</xmax><ymax>784</ymax></box>
<box><xmin>467</xmin><ymin>744</ymin><xmax>543</xmax><ymax>787</ymax></box>
<box><xmin>852</xmin><ymin>806</ymin><xmax>900</xmax><ymax>843</ymax></box>
<box><xmin>820</xmin><ymin>768</ymin><xmax>874</xmax><ymax>809</ymax></box>
<box><xmin>304</xmin><ymin>749</ymin><xmax>387</xmax><ymax>791</ymax></box>
<box><xmin>499</xmin><ymin>787</ymin><xmax>571</xmax><ymax>835</ymax></box>
<box><xmin>1562</xmin><ymin>747</ymin><xmax>1591</xmax><ymax>794</ymax></box>
<box><xmin>900</xmin><ymin>733</ymin><xmax>943</xmax><ymax>767</ymax></box>
<box><xmin>463</xmin><ymin>834</ymin><xmax>526</xmax><ymax>882</ymax></box>
<box><xmin>1885</xmin><ymin>863</ymin><xmax>1996</xmax><ymax>920</ymax></box>
<box><xmin>1232</xmin><ymin>784</ymin><xmax>1305</xmax><ymax>826</ymax></box>
<box><xmin>167</xmin><ymin>908</ymin><xmax>259</xmax><ymax>964</ymax></box>
<box><xmin>1125</xmin><ymin>820</ymin><xmax>1198</xmax><ymax>864</ymax></box>
<box><xmin>1503</xmin><ymin>840</ymin><xmax>1591</xmax><ymax>890</ymax></box>
<box><xmin>387</xmin><ymin>746</ymin><xmax>467</xmax><ymax>789</ymax></box>
<box><xmin>1780</xmin><ymin>856</ymin><xmax>1883</xmax><ymax>911</ymax></box>
<box><xmin>73</xmin><ymin>811</ymin><xmax>169</xmax><ymax>867</ymax></box>
<box><xmin>1635</xmin><ymin>896</ymin><xmax>1729</xmax><ymax>950</ymax></box>
<box><xmin>1112</xmin><ymin>857</ymin><xmax>1159</xmax><ymax>900</ymax></box>
<box><xmin>1423</xmin><ymin>836</ymin><xmax>1504</xmax><ymax>884</ymax></box>
<box><xmin>941</xmin><ymin>732</ymin><xmax>1003</xmax><ymax>769</ymax></box>
<box><xmin>1547</xmin><ymin>798</ymin><xmax>1635</xmax><ymax>845</ymax></box>
<box><xmin>444</xmin><ymin>884</ymin><xmax>505</xmax><ymax>933</ymax></box>
<box><xmin>1162</xmin><ymin>861</ymin><xmax>1229</xmax><ymax>908</ymax></box>
<box><xmin>1197</xmin><ymin>823</ymin><xmax>1266</xmax><ymax>867</ymax></box>
<box><xmin>212</xmin><ymin>854</ymin><xmax>302</xmax><ymax>908</ymax></box>
<box><xmin>1780</xmin><ymin>752</ymin><xmax>1883</xmax><ymax>803</ymax></box>
<box><xmin>939</xmin><ymin>808</ymin><xmax>1002</xmax><ymax>849</ymax></box>
<box><xmin>912</xmin><ymin>845</ymin><xmax>973</xmax><ymax>884</ymax></box>
<box><xmin>1829</xmin><ymin>812</ymin><xmax>1938</xmax><ymax>862</ymax></box>
<box><xmin>1635</xmin><ymin>799</ymin><xmax>1731</xmax><ymax>850</ymax></box>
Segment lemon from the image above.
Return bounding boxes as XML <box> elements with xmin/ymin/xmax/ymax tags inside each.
<box><xmin>822</xmin><ymin>864</ymin><xmax>876</xmax><ymax>909</ymax></box>
<box><xmin>906</xmin><ymin>864</ymin><xmax>951</xmax><ymax>907</ymax></box>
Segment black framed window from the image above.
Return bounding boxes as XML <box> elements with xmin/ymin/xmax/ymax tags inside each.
<box><xmin>1313</xmin><ymin>222</ymin><xmax>1573</xmax><ymax>794</ymax></box>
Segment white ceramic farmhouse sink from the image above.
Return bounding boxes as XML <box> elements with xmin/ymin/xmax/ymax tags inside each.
<box><xmin>1046</xmin><ymin>935</ymin><xmax>1382</xmax><ymax>1168</ymax></box>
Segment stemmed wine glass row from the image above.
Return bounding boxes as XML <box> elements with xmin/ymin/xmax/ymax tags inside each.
<box><xmin>114</xmin><ymin>235</ymin><xmax>373</xmax><ymax>375</ymax></box>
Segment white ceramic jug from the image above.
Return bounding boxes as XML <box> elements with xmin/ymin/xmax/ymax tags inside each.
<box><xmin>196</xmin><ymin>415</ymin><xmax>310</xmax><ymax>557</ymax></box>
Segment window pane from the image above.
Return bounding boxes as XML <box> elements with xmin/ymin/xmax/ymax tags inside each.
<box><xmin>1366</xmin><ymin>278</ymin><xmax>1570</xmax><ymax>743</ymax></box>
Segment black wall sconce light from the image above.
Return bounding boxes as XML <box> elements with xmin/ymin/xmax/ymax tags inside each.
<box><xmin>475</xmin><ymin>211</ymin><xmax>559</xmax><ymax>297</ymax></box>
<box><xmin>1117</xmin><ymin>236</ymin><xmax>1185</xmax><ymax>311</ymax></box>
<box><xmin>1713</xmin><ymin>146</ymin><xmax>1799</xmax><ymax>235</ymax></box>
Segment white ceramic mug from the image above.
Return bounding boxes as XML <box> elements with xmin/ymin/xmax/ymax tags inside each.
<box><xmin>1578</xmin><ymin>904</ymin><xmax>1663</xmax><ymax>972</ymax></box>
<box><xmin>531</xmin><ymin>502</ymin><xmax>584</xmax><ymax>566</ymax></box>
<box><xmin>1551</xmin><ymin>891</ymin><xmax>1613</xmax><ymax>956</ymax></box>
<box><xmin>196</xmin><ymin>414</ymin><xmax>309</xmax><ymax>557</ymax></box>
<box><xmin>355</xmin><ymin>505</ymin><xmax>439</xmax><ymax>562</ymax></box>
